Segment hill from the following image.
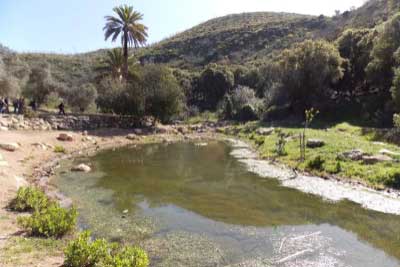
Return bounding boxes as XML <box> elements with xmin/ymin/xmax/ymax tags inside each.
<box><xmin>138</xmin><ymin>0</ymin><xmax>399</xmax><ymax>69</ymax></box>
<box><xmin>0</xmin><ymin>0</ymin><xmax>397</xmax><ymax>83</ymax></box>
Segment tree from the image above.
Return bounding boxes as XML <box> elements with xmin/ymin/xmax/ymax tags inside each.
<box><xmin>22</xmin><ymin>64</ymin><xmax>57</xmax><ymax>106</ymax></box>
<box><xmin>336</xmin><ymin>29</ymin><xmax>375</xmax><ymax>98</ymax></box>
<box><xmin>104</xmin><ymin>5</ymin><xmax>148</xmax><ymax>79</ymax></box>
<box><xmin>278</xmin><ymin>40</ymin><xmax>344</xmax><ymax>112</ymax></box>
<box><xmin>366</xmin><ymin>13</ymin><xmax>400</xmax><ymax>93</ymax></box>
<box><xmin>195</xmin><ymin>64</ymin><xmax>234</xmax><ymax>111</ymax></box>
<box><xmin>140</xmin><ymin>65</ymin><xmax>184</xmax><ymax>123</ymax></box>
<box><xmin>67</xmin><ymin>83</ymin><xmax>98</xmax><ymax>112</ymax></box>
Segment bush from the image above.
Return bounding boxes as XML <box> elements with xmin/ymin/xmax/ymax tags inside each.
<box><xmin>54</xmin><ymin>145</ymin><xmax>66</xmax><ymax>154</ymax></box>
<box><xmin>275</xmin><ymin>129</ymin><xmax>287</xmax><ymax>156</ymax></box>
<box><xmin>141</xmin><ymin>65</ymin><xmax>184</xmax><ymax>123</ymax></box>
<box><xmin>67</xmin><ymin>83</ymin><xmax>98</xmax><ymax>112</ymax></box>
<box><xmin>9</xmin><ymin>187</ymin><xmax>48</xmax><ymax>212</ymax></box>
<box><xmin>306</xmin><ymin>156</ymin><xmax>325</xmax><ymax>171</ymax></box>
<box><xmin>64</xmin><ymin>231</ymin><xmax>149</xmax><ymax>267</ymax></box>
<box><xmin>394</xmin><ymin>114</ymin><xmax>400</xmax><ymax>128</ymax></box>
<box><xmin>220</xmin><ymin>86</ymin><xmax>263</xmax><ymax>121</ymax></box>
<box><xmin>384</xmin><ymin>171</ymin><xmax>400</xmax><ymax>189</ymax></box>
<box><xmin>18</xmin><ymin>203</ymin><xmax>77</xmax><ymax>238</ymax></box>
<box><xmin>278</xmin><ymin>40</ymin><xmax>344</xmax><ymax>111</ymax></box>
<box><xmin>64</xmin><ymin>231</ymin><xmax>110</xmax><ymax>267</ymax></box>
<box><xmin>196</xmin><ymin>64</ymin><xmax>234</xmax><ymax>111</ymax></box>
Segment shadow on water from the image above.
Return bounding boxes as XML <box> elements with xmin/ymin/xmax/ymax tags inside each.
<box><xmin>54</xmin><ymin>141</ymin><xmax>400</xmax><ymax>267</ymax></box>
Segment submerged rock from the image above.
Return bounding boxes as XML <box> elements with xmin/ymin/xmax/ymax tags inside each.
<box><xmin>71</xmin><ymin>164</ymin><xmax>91</xmax><ymax>173</ymax></box>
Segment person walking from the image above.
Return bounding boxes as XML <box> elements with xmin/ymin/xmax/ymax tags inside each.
<box><xmin>58</xmin><ymin>102</ymin><xmax>66</xmax><ymax>115</ymax></box>
<box><xmin>0</xmin><ymin>98</ymin><xmax>4</xmax><ymax>114</ymax></box>
<box><xmin>4</xmin><ymin>98</ymin><xmax>9</xmax><ymax>113</ymax></box>
<box><xmin>12</xmin><ymin>99</ymin><xmax>19</xmax><ymax>114</ymax></box>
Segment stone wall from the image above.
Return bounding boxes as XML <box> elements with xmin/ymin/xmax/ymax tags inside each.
<box><xmin>0</xmin><ymin>114</ymin><xmax>144</xmax><ymax>131</ymax></box>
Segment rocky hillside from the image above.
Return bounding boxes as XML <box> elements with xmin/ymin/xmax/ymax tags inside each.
<box><xmin>0</xmin><ymin>0</ymin><xmax>397</xmax><ymax>76</ymax></box>
<box><xmin>139</xmin><ymin>0</ymin><xmax>399</xmax><ymax>69</ymax></box>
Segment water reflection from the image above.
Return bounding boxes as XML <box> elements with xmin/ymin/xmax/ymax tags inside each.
<box><xmin>55</xmin><ymin>142</ymin><xmax>400</xmax><ymax>267</ymax></box>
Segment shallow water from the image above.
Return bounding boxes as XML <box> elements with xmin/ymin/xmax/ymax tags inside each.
<box><xmin>54</xmin><ymin>141</ymin><xmax>400</xmax><ymax>267</ymax></box>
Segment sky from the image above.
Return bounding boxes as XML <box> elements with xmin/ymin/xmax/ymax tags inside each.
<box><xmin>0</xmin><ymin>0</ymin><xmax>367</xmax><ymax>54</ymax></box>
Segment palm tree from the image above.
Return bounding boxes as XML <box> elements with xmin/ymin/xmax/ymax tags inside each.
<box><xmin>103</xmin><ymin>5</ymin><xmax>148</xmax><ymax>79</ymax></box>
<box><xmin>100</xmin><ymin>48</ymin><xmax>124</xmax><ymax>81</ymax></box>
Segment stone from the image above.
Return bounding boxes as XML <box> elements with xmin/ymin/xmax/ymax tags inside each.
<box><xmin>362</xmin><ymin>155</ymin><xmax>393</xmax><ymax>165</ymax></box>
<box><xmin>338</xmin><ymin>149</ymin><xmax>365</xmax><ymax>161</ymax></box>
<box><xmin>71</xmin><ymin>163</ymin><xmax>91</xmax><ymax>173</ymax></box>
<box><xmin>133</xmin><ymin>128</ymin><xmax>143</xmax><ymax>135</ymax></box>
<box><xmin>307</xmin><ymin>139</ymin><xmax>325</xmax><ymax>148</ymax></box>
<box><xmin>256</xmin><ymin>127</ymin><xmax>275</xmax><ymax>136</ymax></box>
<box><xmin>380</xmin><ymin>149</ymin><xmax>400</xmax><ymax>157</ymax></box>
<box><xmin>57</xmin><ymin>133</ymin><xmax>73</xmax><ymax>142</ymax></box>
<box><xmin>0</xmin><ymin>126</ymin><xmax>8</xmax><ymax>131</ymax></box>
<box><xmin>82</xmin><ymin>130</ymin><xmax>88</xmax><ymax>136</ymax></box>
<box><xmin>126</xmin><ymin>134</ymin><xmax>139</xmax><ymax>140</ymax></box>
<box><xmin>0</xmin><ymin>142</ymin><xmax>19</xmax><ymax>152</ymax></box>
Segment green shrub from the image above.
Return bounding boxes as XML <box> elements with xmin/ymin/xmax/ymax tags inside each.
<box><xmin>306</xmin><ymin>156</ymin><xmax>325</xmax><ymax>171</ymax></box>
<box><xmin>333</xmin><ymin>161</ymin><xmax>342</xmax><ymax>174</ymax></box>
<box><xmin>384</xmin><ymin>171</ymin><xmax>400</xmax><ymax>189</ymax></box>
<box><xmin>54</xmin><ymin>145</ymin><xmax>66</xmax><ymax>154</ymax></box>
<box><xmin>64</xmin><ymin>231</ymin><xmax>149</xmax><ymax>267</ymax></box>
<box><xmin>275</xmin><ymin>130</ymin><xmax>287</xmax><ymax>156</ymax></box>
<box><xmin>254</xmin><ymin>136</ymin><xmax>265</xmax><ymax>147</ymax></box>
<box><xmin>18</xmin><ymin>203</ymin><xmax>77</xmax><ymax>238</ymax></box>
<box><xmin>394</xmin><ymin>114</ymin><xmax>400</xmax><ymax>128</ymax></box>
<box><xmin>9</xmin><ymin>187</ymin><xmax>48</xmax><ymax>212</ymax></box>
<box><xmin>64</xmin><ymin>231</ymin><xmax>110</xmax><ymax>267</ymax></box>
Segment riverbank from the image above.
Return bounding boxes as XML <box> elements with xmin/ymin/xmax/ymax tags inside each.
<box><xmin>1</xmin><ymin>123</ymin><xmax>400</xmax><ymax>266</ymax></box>
<box><xmin>0</xmin><ymin>127</ymin><xmax>217</xmax><ymax>267</ymax></box>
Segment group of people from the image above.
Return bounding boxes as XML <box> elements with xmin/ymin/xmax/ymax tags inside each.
<box><xmin>0</xmin><ymin>97</ymin><xmax>66</xmax><ymax>115</ymax></box>
<box><xmin>0</xmin><ymin>97</ymin><xmax>27</xmax><ymax>114</ymax></box>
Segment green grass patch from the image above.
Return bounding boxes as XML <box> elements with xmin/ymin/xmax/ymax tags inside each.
<box><xmin>54</xmin><ymin>145</ymin><xmax>67</xmax><ymax>154</ymax></box>
<box><xmin>231</xmin><ymin>121</ymin><xmax>400</xmax><ymax>189</ymax></box>
<box><xmin>0</xmin><ymin>236</ymin><xmax>65</xmax><ymax>266</ymax></box>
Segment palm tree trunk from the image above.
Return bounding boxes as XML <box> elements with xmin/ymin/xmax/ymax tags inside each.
<box><xmin>123</xmin><ymin>31</ymin><xmax>129</xmax><ymax>80</ymax></box>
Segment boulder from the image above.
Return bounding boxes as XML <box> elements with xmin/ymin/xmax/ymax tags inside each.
<box><xmin>307</xmin><ymin>139</ymin><xmax>325</xmax><ymax>148</ymax></box>
<box><xmin>256</xmin><ymin>127</ymin><xmax>275</xmax><ymax>136</ymax></box>
<box><xmin>133</xmin><ymin>128</ymin><xmax>144</xmax><ymax>135</ymax></box>
<box><xmin>57</xmin><ymin>133</ymin><xmax>73</xmax><ymax>142</ymax></box>
<box><xmin>379</xmin><ymin>149</ymin><xmax>400</xmax><ymax>157</ymax></box>
<box><xmin>126</xmin><ymin>134</ymin><xmax>139</xmax><ymax>140</ymax></box>
<box><xmin>0</xmin><ymin>142</ymin><xmax>19</xmax><ymax>152</ymax></box>
<box><xmin>71</xmin><ymin>164</ymin><xmax>91</xmax><ymax>173</ymax></box>
<box><xmin>338</xmin><ymin>149</ymin><xmax>365</xmax><ymax>161</ymax></box>
<box><xmin>362</xmin><ymin>155</ymin><xmax>393</xmax><ymax>165</ymax></box>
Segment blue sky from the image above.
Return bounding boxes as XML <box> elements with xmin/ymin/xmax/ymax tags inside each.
<box><xmin>0</xmin><ymin>0</ymin><xmax>366</xmax><ymax>54</ymax></box>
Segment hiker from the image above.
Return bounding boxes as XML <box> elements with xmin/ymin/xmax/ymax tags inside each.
<box><xmin>0</xmin><ymin>98</ymin><xmax>4</xmax><ymax>114</ymax></box>
<box><xmin>18</xmin><ymin>98</ymin><xmax>25</xmax><ymax>114</ymax></box>
<box><xmin>4</xmin><ymin>98</ymin><xmax>9</xmax><ymax>113</ymax></box>
<box><xmin>58</xmin><ymin>102</ymin><xmax>66</xmax><ymax>115</ymax></box>
<box><xmin>29</xmin><ymin>100</ymin><xmax>37</xmax><ymax>112</ymax></box>
<box><xmin>12</xmin><ymin>99</ymin><xmax>19</xmax><ymax>114</ymax></box>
